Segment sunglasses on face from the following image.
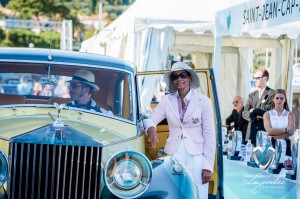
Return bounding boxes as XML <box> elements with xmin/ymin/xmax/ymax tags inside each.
<box><xmin>69</xmin><ymin>83</ymin><xmax>84</xmax><ymax>89</ymax></box>
<box><xmin>253</xmin><ymin>76</ymin><xmax>263</xmax><ymax>80</ymax></box>
<box><xmin>171</xmin><ymin>72</ymin><xmax>188</xmax><ymax>81</ymax></box>
<box><xmin>275</xmin><ymin>97</ymin><xmax>284</xmax><ymax>100</ymax></box>
<box><xmin>232</xmin><ymin>101</ymin><xmax>239</xmax><ymax>104</ymax></box>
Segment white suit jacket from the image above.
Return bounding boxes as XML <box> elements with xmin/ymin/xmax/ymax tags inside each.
<box><xmin>144</xmin><ymin>89</ymin><xmax>216</xmax><ymax>172</ymax></box>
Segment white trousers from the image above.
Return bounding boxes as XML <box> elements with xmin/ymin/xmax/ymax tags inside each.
<box><xmin>173</xmin><ymin>141</ymin><xmax>208</xmax><ymax>199</ymax></box>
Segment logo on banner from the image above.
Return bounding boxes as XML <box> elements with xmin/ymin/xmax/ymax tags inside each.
<box><xmin>253</xmin><ymin>145</ymin><xmax>275</xmax><ymax>170</ymax></box>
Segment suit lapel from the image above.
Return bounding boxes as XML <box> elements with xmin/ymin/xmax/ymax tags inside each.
<box><xmin>253</xmin><ymin>91</ymin><xmax>260</xmax><ymax>108</ymax></box>
<box><xmin>167</xmin><ymin>94</ymin><xmax>181</xmax><ymax>122</ymax></box>
<box><xmin>255</xmin><ymin>86</ymin><xmax>270</xmax><ymax>108</ymax></box>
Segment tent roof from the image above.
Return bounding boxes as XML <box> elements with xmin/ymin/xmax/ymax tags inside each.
<box><xmin>83</xmin><ymin>0</ymin><xmax>283</xmax><ymax>55</ymax></box>
<box><xmin>104</xmin><ymin>0</ymin><xmax>246</xmax><ymax>34</ymax></box>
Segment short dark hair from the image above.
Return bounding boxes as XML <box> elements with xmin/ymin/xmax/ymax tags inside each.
<box><xmin>256</xmin><ymin>68</ymin><xmax>269</xmax><ymax>80</ymax></box>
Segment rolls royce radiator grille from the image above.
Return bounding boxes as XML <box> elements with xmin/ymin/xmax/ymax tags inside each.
<box><xmin>8</xmin><ymin>143</ymin><xmax>102</xmax><ymax>199</ymax></box>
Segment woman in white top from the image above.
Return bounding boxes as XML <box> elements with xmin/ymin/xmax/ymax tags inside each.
<box><xmin>263</xmin><ymin>89</ymin><xmax>295</xmax><ymax>155</ymax></box>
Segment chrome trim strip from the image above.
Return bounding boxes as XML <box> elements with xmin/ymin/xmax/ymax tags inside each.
<box><xmin>87</xmin><ymin>147</ymin><xmax>93</xmax><ymax>199</ymax></box>
<box><xmin>11</xmin><ymin>143</ymin><xmax>17</xmax><ymax>199</ymax></box>
<box><xmin>68</xmin><ymin>146</ymin><xmax>74</xmax><ymax>199</ymax></box>
<box><xmin>94</xmin><ymin>147</ymin><xmax>100</xmax><ymax>199</ymax></box>
<box><xmin>25</xmin><ymin>144</ymin><xmax>31</xmax><ymax>199</ymax></box>
<box><xmin>7</xmin><ymin>143</ymin><xmax>13</xmax><ymax>198</ymax></box>
<box><xmin>81</xmin><ymin>146</ymin><xmax>87</xmax><ymax>199</ymax></box>
<box><xmin>0</xmin><ymin>135</ymin><xmax>9</xmax><ymax>141</ymax></box>
<box><xmin>37</xmin><ymin>144</ymin><xmax>43</xmax><ymax>199</ymax></box>
<box><xmin>74</xmin><ymin>146</ymin><xmax>81</xmax><ymax>199</ymax></box>
<box><xmin>31</xmin><ymin>144</ymin><xmax>37</xmax><ymax>199</ymax></box>
<box><xmin>0</xmin><ymin>59</ymin><xmax>134</xmax><ymax>73</ymax></box>
<box><xmin>56</xmin><ymin>145</ymin><xmax>62</xmax><ymax>199</ymax></box>
<box><xmin>18</xmin><ymin>143</ymin><xmax>24</xmax><ymax>199</ymax></box>
<box><xmin>44</xmin><ymin>145</ymin><xmax>49</xmax><ymax>199</ymax></box>
<box><xmin>62</xmin><ymin>145</ymin><xmax>68</xmax><ymax>199</ymax></box>
<box><xmin>50</xmin><ymin>145</ymin><xmax>56</xmax><ymax>199</ymax></box>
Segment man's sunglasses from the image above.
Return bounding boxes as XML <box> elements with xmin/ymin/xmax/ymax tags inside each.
<box><xmin>69</xmin><ymin>83</ymin><xmax>84</xmax><ymax>89</ymax></box>
<box><xmin>253</xmin><ymin>76</ymin><xmax>264</xmax><ymax>80</ymax></box>
<box><xmin>232</xmin><ymin>101</ymin><xmax>239</xmax><ymax>104</ymax></box>
<box><xmin>171</xmin><ymin>72</ymin><xmax>188</xmax><ymax>81</ymax></box>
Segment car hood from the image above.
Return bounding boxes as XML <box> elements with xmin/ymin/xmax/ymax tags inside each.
<box><xmin>0</xmin><ymin>106</ymin><xmax>136</xmax><ymax>145</ymax></box>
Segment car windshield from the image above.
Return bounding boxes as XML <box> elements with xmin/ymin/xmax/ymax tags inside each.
<box><xmin>0</xmin><ymin>62</ymin><xmax>134</xmax><ymax>121</ymax></box>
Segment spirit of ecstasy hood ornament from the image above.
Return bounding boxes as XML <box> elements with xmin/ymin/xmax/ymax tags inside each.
<box><xmin>53</xmin><ymin>103</ymin><xmax>64</xmax><ymax>127</ymax></box>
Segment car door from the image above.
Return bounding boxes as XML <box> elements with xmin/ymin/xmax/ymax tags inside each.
<box><xmin>137</xmin><ymin>68</ymin><xmax>223</xmax><ymax>199</ymax></box>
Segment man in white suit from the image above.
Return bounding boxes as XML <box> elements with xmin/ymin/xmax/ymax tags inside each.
<box><xmin>144</xmin><ymin>62</ymin><xmax>216</xmax><ymax>199</ymax></box>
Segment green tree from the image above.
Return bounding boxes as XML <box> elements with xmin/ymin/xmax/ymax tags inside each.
<box><xmin>6</xmin><ymin>0</ymin><xmax>70</xmax><ymax>20</ymax></box>
<box><xmin>0</xmin><ymin>29</ymin><xmax>60</xmax><ymax>49</ymax></box>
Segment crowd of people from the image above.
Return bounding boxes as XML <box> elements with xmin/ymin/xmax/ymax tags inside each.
<box><xmin>0</xmin><ymin>75</ymin><xmax>71</xmax><ymax>98</ymax></box>
<box><xmin>17</xmin><ymin>77</ymin><xmax>70</xmax><ymax>98</ymax></box>
<box><xmin>225</xmin><ymin>68</ymin><xmax>295</xmax><ymax>158</ymax></box>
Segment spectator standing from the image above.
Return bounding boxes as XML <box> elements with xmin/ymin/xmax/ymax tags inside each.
<box><xmin>263</xmin><ymin>89</ymin><xmax>295</xmax><ymax>156</ymax></box>
<box><xmin>144</xmin><ymin>62</ymin><xmax>215</xmax><ymax>199</ymax></box>
<box><xmin>33</xmin><ymin>82</ymin><xmax>42</xmax><ymax>95</ymax></box>
<box><xmin>242</xmin><ymin>68</ymin><xmax>275</xmax><ymax>146</ymax></box>
<box><xmin>226</xmin><ymin>96</ymin><xmax>248</xmax><ymax>143</ymax></box>
<box><xmin>17</xmin><ymin>76</ymin><xmax>31</xmax><ymax>95</ymax></box>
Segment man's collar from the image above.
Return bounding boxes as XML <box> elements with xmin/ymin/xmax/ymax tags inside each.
<box><xmin>257</xmin><ymin>85</ymin><xmax>267</xmax><ymax>93</ymax></box>
<box><xmin>74</xmin><ymin>98</ymin><xmax>95</xmax><ymax>106</ymax></box>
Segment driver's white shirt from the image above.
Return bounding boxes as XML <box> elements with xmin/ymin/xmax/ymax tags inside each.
<box><xmin>67</xmin><ymin>99</ymin><xmax>113</xmax><ymax>116</ymax></box>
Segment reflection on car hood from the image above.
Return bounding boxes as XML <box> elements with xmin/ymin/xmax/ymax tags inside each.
<box><xmin>0</xmin><ymin>106</ymin><xmax>136</xmax><ymax>145</ymax></box>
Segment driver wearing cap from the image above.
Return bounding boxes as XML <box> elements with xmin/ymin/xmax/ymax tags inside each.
<box><xmin>66</xmin><ymin>69</ymin><xmax>112</xmax><ymax>115</ymax></box>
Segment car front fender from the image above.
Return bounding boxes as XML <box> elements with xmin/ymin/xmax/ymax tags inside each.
<box><xmin>139</xmin><ymin>156</ymin><xmax>198</xmax><ymax>199</ymax></box>
<box><xmin>100</xmin><ymin>156</ymin><xmax>198</xmax><ymax>199</ymax></box>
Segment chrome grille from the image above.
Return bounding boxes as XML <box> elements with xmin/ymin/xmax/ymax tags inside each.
<box><xmin>8</xmin><ymin>143</ymin><xmax>102</xmax><ymax>199</ymax></box>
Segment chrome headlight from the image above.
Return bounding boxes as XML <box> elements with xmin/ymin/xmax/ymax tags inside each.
<box><xmin>104</xmin><ymin>150</ymin><xmax>152</xmax><ymax>198</ymax></box>
<box><xmin>0</xmin><ymin>149</ymin><xmax>9</xmax><ymax>187</ymax></box>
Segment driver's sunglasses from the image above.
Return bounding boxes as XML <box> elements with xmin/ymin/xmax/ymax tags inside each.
<box><xmin>171</xmin><ymin>72</ymin><xmax>188</xmax><ymax>81</ymax></box>
<box><xmin>69</xmin><ymin>83</ymin><xmax>84</xmax><ymax>89</ymax></box>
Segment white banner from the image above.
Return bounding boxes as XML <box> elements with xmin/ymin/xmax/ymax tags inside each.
<box><xmin>215</xmin><ymin>0</ymin><xmax>300</xmax><ymax>37</ymax></box>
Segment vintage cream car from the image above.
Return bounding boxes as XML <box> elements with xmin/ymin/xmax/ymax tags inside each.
<box><xmin>0</xmin><ymin>48</ymin><xmax>223</xmax><ymax>199</ymax></box>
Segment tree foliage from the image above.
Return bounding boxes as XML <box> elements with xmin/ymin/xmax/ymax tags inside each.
<box><xmin>3</xmin><ymin>0</ymin><xmax>135</xmax><ymax>49</ymax></box>
<box><xmin>0</xmin><ymin>29</ymin><xmax>60</xmax><ymax>49</ymax></box>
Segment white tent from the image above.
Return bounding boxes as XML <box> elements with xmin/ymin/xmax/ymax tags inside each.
<box><xmin>215</xmin><ymin>1</ymin><xmax>300</xmax><ymax>194</ymax></box>
<box><xmin>80</xmin><ymin>0</ymin><xmax>289</xmax><ymax>123</ymax></box>
<box><xmin>214</xmin><ymin>0</ymin><xmax>299</xmax><ymax>112</ymax></box>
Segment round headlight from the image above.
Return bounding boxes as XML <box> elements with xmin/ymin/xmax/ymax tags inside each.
<box><xmin>104</xmin><ymin>150</ymin><xmax>152</xmax><ymax>198</ymax></box>
<box><xmin>0</xmin><ymin>149</ymin><xmax>9</xmax><ymax>187</ymax></box>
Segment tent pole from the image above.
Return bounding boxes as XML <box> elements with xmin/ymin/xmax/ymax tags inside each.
<box><xmin>133</xmin><ymin>31</ymin><xmax>138</xmax><ymax>67</ymax></box>
<box><xmin>213</xmin><ymin>37</ymin><xmax>222</xmax><ymax>87</ymax></box>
